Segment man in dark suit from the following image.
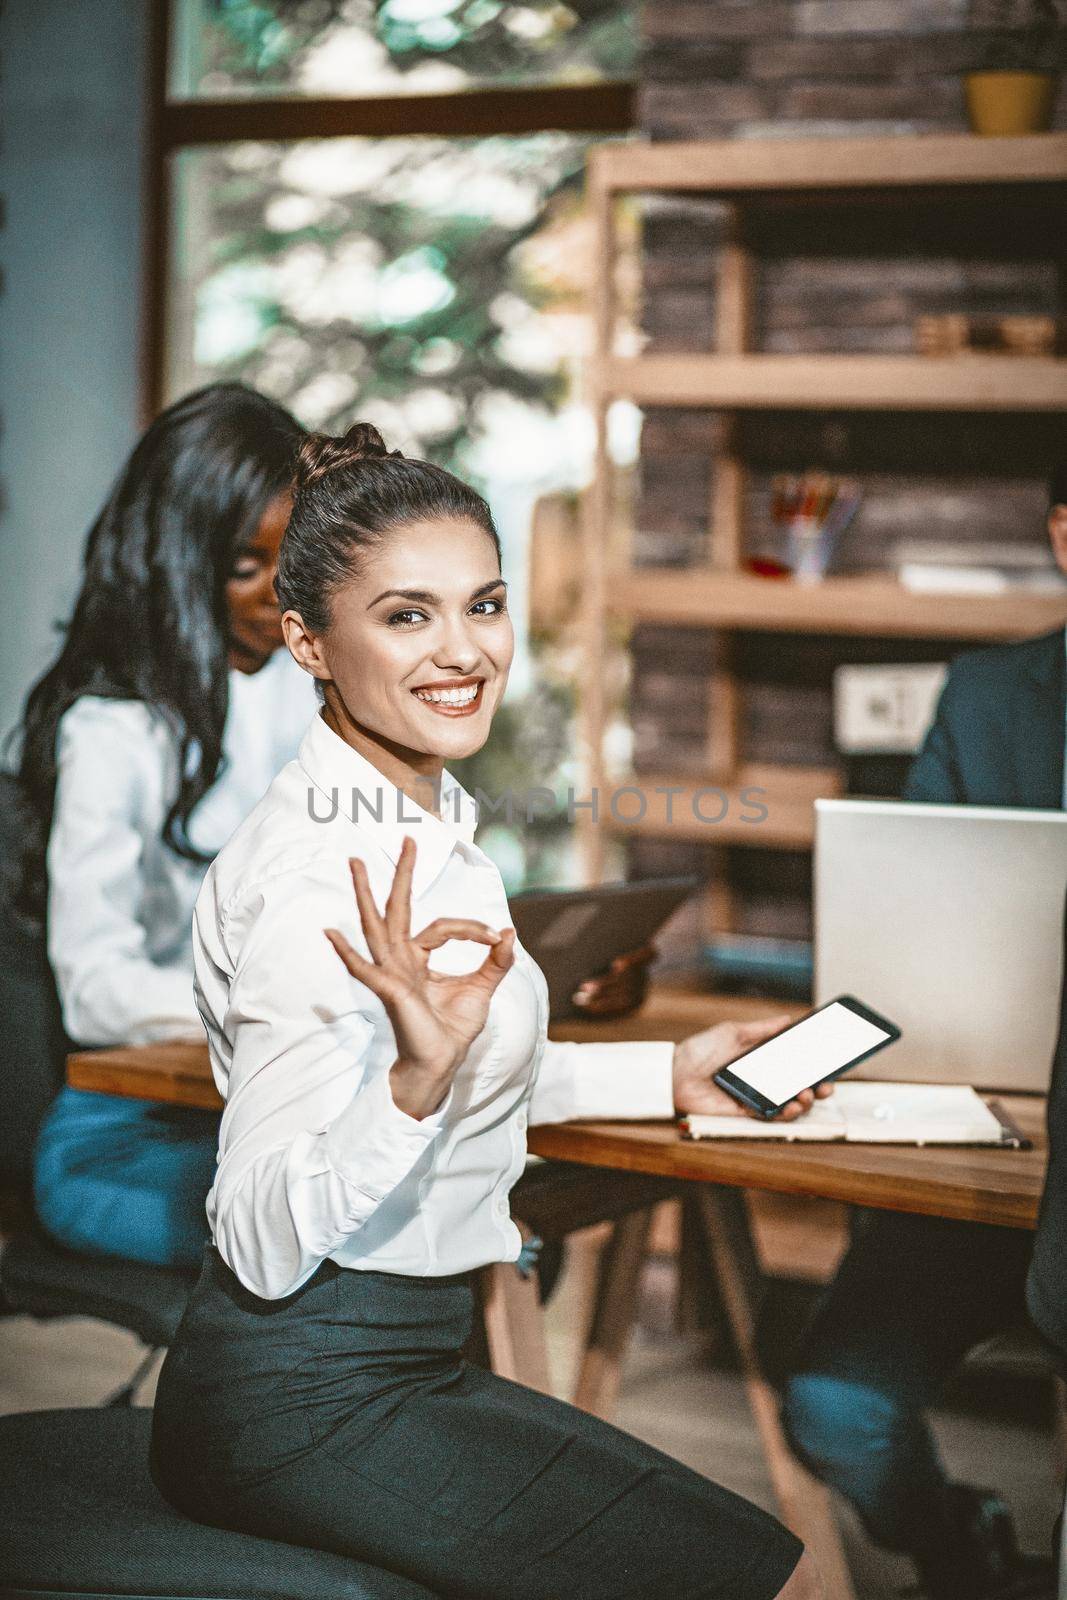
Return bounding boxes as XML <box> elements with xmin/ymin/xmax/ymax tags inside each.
<box><xmin>781</xmin><ymin>469</ymin><xmax>1067</xmax><ymax>1600</ymax></box>
<box><xmin>905</xmin><ymin>625</ymin><xmax>1064</xmax><ymax>810</ymax></box>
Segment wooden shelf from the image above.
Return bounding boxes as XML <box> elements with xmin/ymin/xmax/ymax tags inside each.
<box><xmin>578</xmin><ymin>130</ymin><xmax>1067</xmax><ymax>917</ymax></box>
<box><xmin>602</xmin><ymin>354</ymin><xmax>1067</xmax><ymax>412</ymax></box>
<box><xmin>611</xmin><ymin>571</ymin><xmax>1067</xmax><ymax>640</ymax></box>
<box><xmin>593</xmin><ymin>132</ymin><xmax>1067</xmax><ymax>194</ymax></box>
<box><xmin>601</xmin><ymin>766</ymin><xmax>841</xmax><ymax>850</ymax></box>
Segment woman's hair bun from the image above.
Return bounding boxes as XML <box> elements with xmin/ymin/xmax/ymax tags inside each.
<box><xmin>294</xmin><ymin>422</ymin><xmax>403</xmax><ymax>491</ymax></box>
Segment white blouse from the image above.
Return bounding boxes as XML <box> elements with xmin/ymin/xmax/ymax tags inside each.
<box><xmin>47</xmin><ymin>648</ymin><xmax>319</xmax><ymax>1047</ymax></box>
<box><xmin>195</xmin><ymin>710</ymin><xmax>676</xmax><ymax>1299</ymax></box>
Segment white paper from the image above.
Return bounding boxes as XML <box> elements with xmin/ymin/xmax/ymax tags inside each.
<box><xmin>684</xmin><ymin>1081</ymin><xmax>1006</xmax><ymax>1145</ymax></box>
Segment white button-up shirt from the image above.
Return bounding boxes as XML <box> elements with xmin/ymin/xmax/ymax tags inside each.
<box><xmin>47</xmin><ymin>648</ymin><xmax>319</xmax><ymax>1046</ymax></box>
<box><xmin>196</xmin><ymin>710</ymin><xmax>676</xmax><ymax>1299</ymax></box>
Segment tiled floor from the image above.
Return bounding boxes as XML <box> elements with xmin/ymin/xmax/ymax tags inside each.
<box><xmin>1</xmin><ymin>1230</ymin><xmax>1060</xmax><ymax>1599</ymax></box>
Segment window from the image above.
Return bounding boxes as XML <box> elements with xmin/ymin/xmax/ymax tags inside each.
<box><xmin>150</xmin><ymin>0</ymin><xmax>637</xmax><ymax>885</ymax></box>
<box><xmin>170</xmin><ymin>0</ymin><xmax>635</xmax><ymax>99</ymax></box>
<box><xmin>167</xmin><ymin>134</ymin><xmax>593</xmax><ymax>473</ymax></box>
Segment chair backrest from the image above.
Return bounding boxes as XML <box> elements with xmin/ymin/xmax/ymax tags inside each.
<box><xmin>0</xmin><ymin>771</ymin><xmax>70</xmax><ymax>1195</ymax></box>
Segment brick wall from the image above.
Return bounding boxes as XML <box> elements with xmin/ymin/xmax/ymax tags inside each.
<box><xmin>641</xmin><ymin>1</ymin><xmax>1066</xmax><ymax>140</ymax></box>
<box><xmin>627</xmin><ymin>0</ymin><xmax>1066</xmax><ymax>952</ymax></box>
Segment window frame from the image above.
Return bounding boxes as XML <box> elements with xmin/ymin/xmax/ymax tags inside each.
<box><xmin>140</xmin><ymin>0</ymin><xmax>636</xmax><ymax>418</ymax></box>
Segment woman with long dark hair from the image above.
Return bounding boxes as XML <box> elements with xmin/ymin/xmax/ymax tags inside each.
<box><xmin>14</xmin><ymin>382</ymin><xmax>315</xmax><ymax>1268</ymax></box>
<box><xmin>150</xmin><ymin>422</ymin><xmax>823</xmax><ymax>1599</ymax></box>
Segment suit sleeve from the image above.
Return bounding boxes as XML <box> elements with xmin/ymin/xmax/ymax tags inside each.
<box><xmin>902</xmin><ymin>660</ymin><xmax>971</xmax><ymax>805</ymax></box>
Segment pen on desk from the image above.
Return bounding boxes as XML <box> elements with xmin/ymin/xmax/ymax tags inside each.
<box><xmin>985</xmin><ymin>1099</ymin><xmax>1032</xmax><ymax>1150</ymax></box>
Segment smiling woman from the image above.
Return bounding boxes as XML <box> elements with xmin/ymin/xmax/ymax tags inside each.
<box><xmin>278</xmin><ymin>422</ymin><xmax>514</xmax><ymax>798</ymax></box>
<box><xmin>149</xmin><ymin>421</ymin><xmax>819</xmax><ymax>1600</ymax></box>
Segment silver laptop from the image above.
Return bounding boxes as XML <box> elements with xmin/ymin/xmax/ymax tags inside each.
<box><xmin>815</xmin><ymin>798</ymin><xmax>1067</xmax><ymax>1092</ymax></box>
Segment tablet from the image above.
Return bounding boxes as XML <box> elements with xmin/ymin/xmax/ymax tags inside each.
<box><xmin>509</xmin><ymin>875</ymin><xmax>700</xmax><ymax>1021</ymax></box>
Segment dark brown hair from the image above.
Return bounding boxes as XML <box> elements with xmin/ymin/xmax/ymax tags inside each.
<box><xmin>276</xmin><ymin>422</ymin><xmax>501</xmax><ymax>632</ymax></box>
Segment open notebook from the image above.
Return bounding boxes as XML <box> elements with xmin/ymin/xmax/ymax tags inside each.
<box><xmin>680</xmin><ymin>1081</ymin><xmax>1030</xmax><ymax>1148</ymax></box>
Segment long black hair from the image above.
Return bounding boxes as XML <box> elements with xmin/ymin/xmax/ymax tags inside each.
<box><xmin>10</xmin><ymin>382</ymin><xmax>306</xmax><ymax>926</ymax></box>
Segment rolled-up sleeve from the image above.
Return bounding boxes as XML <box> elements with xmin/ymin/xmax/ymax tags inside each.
<box><xmin>528</xmin><ymin>1038</ymin><xmax>676</xmax><ymax>1126</ymax></box>
<box><xmin>203</xmin><ymin>859</ymin><xmax>451</xmax><ymax>1299</ymax></box>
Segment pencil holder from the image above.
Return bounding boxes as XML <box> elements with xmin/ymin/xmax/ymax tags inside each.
<box><xmin>786</xmin><ymin>515</ymin><xmax>836</xmax><ymax>584</ymax></box>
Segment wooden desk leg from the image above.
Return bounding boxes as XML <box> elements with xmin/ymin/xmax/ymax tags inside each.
<box><xmin>475</xmin><ymin>1261</ymin><xmax>554</xmax><ymax>1395</ymax></box>
<box><xmin>677</xmin><ymin>1192</ymin><xmax>732</xmax><ymax>1347</ymax></box>
<box><xmin>696</xmin><ymin>1189</ymin><xmax>856</xmax><ymax>1600</ymax></box>
<box><xmin>572</xmin><ymin>1208</ymin><xmax>653</xmax><ymax>1422</ymax></box>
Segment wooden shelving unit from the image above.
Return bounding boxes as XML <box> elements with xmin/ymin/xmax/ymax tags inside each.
<box><xmin>579</xmin><ymin>132</ymin><xmax>1067</xmax><ymax>928</ymax></box>
<box><xmin>604</xmin><ymin>353</ymin><xmax>1067</xmax><ymax>411</ymax></box>
<box><xmin>609</xmin><ymin>572</ymin><xmax>1067</xmax><ymax>639</ymax></box>
<box><xmin>604</xmin><ymin>130</ymin><xmax>1067</xmax><ymax>192</ymax></box>
<box><xmin>601</xmin><ymin>766</ymin><xmax>842</xmax><ymax>851</ymax></box>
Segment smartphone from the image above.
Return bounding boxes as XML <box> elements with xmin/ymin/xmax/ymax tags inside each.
<box><xmin>713</xmin><ymin>995</ymin><xmax>901</xmax><ymax>1119</ymax></box>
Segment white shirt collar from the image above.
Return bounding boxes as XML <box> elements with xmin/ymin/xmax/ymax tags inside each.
<box><xmin>297</xmin><ymin>710</ymin><xmax>478</xmax><ymax>899</ymax></box>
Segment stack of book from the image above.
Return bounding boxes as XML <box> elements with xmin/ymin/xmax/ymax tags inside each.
<box><xmin>914</xmin><ymin>314</ymin><xmax>1066</xmax><ymax>358</ymax></box>
<box><xmin>702</xmin><ymin>935</ymin><xmax>814</xmax><ymax>1001</ymax></box>
<box><xmin>893</xmin><ymin>539</ymin><xmax>1067</xmax><ymax>596</ymax></box>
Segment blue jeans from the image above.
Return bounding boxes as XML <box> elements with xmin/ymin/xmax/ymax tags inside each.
<box><xmin>33</xmin><ymin>1086</ymin><xmax>219</xmax><ymax>1269</ymax></box>
<box><xmin>781</xmin><ymin>1208</ymin><xmax>1032</xmax><ymax>1562</ymax></box>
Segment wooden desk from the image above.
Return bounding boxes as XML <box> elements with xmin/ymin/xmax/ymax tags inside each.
<box><xmin>65</xmin><ymin>984</ymin><xmax>1049</xmax><ymax>1600</ymax></box>
<box><xmin>67</xmin><ymin>985</ymin><xmax>1045</xmax><ymax>1233</ymax></box>
<box><xmin>528</xmin><ymin>1110</ymin><xmax>1046</xmax><ymax>1232</ymax></box>
<box><xmin>68</xmin><ymin>1039</ymin><xmax>220</xmax><ymax>1111</ymax></box>
<box><xmin>66</xmin><ymin>989</ymin><xmax>806</xmax><ymax>1112</ymax></box>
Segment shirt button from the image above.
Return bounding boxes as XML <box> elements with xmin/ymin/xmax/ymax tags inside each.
<box><xmin>495</xmin><ymin>1195</ymin><xmax>508</xmax><ymax>1216</ymax></box>
<box><xmin>516</xmin><ymin>1110</ymin><xmax>528</xmax><ymax>1130</ymax></box>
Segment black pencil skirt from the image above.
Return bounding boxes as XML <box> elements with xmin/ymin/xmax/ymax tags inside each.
<box><xmin>150</xmin><ymin>1247</ymin><xmax>802</xmax><ymax>1600</ymax></box>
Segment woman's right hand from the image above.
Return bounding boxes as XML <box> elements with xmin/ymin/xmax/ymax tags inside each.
<box><xmin>324</xmin><ymin>835</ymin><xmax>516</xmax><ymax>1120</ymax></box>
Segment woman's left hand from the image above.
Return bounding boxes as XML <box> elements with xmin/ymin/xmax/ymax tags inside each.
<box><xmin>571</xmin><ymin>944</ymin><xmax>656</xmax><ymax>1018</ymax></box>
<box><xmin>671</xmin><ymin>1014</ymin><xmax>835</xmax><ymax>1122</ymax></box>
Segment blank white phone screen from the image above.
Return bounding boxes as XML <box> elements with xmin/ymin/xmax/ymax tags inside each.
<box><xmin>730</xmin><ymin>1002</ymin><xmax>891</xmax><ymax>1105</ymax></box>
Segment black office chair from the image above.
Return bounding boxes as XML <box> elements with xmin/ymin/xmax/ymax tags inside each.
<box><xmin>0</xmin><ymin>774</ymin><xmax>72</xmax><ymax>1200</ymax></box>
<box><xmin>0</xmin><ymin>771</ymin><xmax>198</xmax><ymax>1403</ymax></box>
<box><xmin>0</xmin><ymin>1408</ymin><xmax>438</xmax><ymax>1600</ymax></box>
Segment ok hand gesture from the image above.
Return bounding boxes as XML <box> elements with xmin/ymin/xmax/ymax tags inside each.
<box><xmin>324</xmin><ymin>835</ymin><xmax>516</xmax><ymax>1120</ymax></box>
